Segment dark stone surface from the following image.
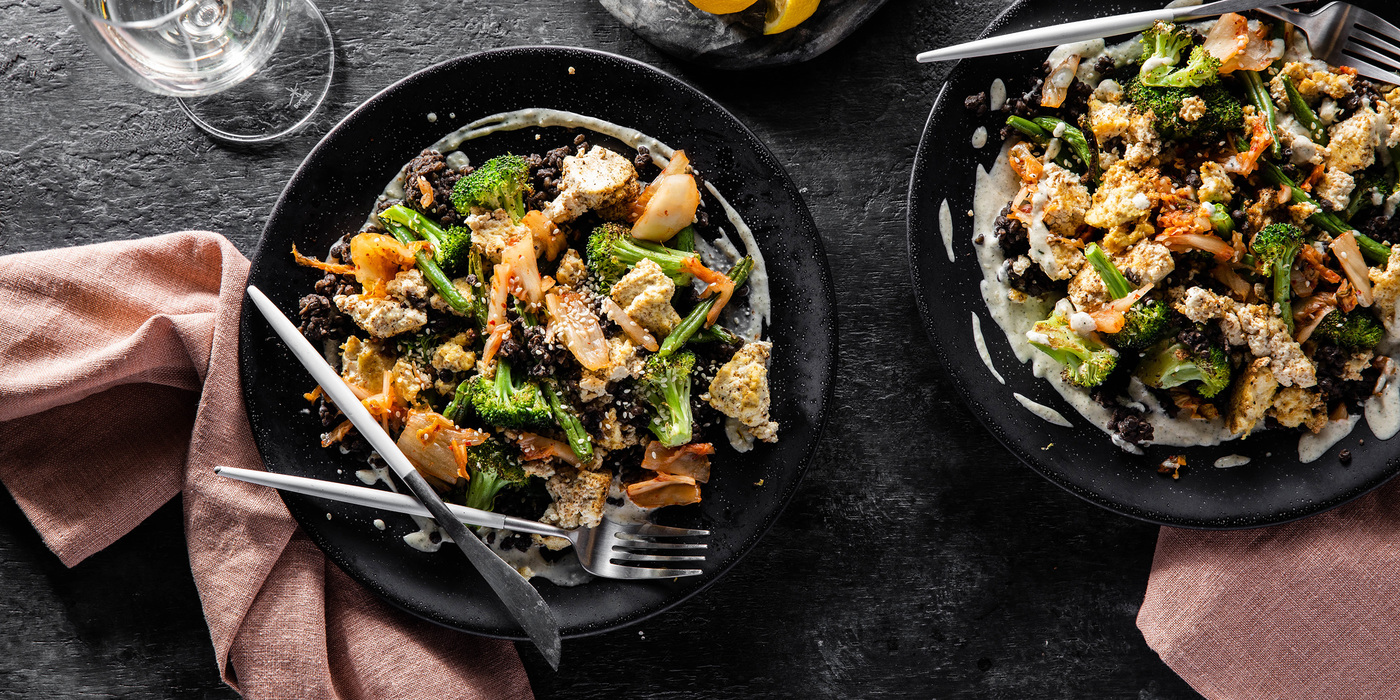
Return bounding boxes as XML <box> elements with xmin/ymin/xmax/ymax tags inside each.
<box><xmin>599</xmin><ymin>0</ymin><xmax>893</xmax><ymax>70</ymax></box>
<box><xmin>0</xmin><ymin>0</ymin><xmax>1203</xmax><ymax>697</ymax></box>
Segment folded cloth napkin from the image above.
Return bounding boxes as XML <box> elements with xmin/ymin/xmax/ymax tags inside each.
<box><xmin>0</xmin><ymin>232</ymin><xmax>533</xmax><ymax>700</ymax></box>
<box><xmin>1138</xmin><ymin>483</ymin><xmax>1400</xmax><ymax>699</ymax></box>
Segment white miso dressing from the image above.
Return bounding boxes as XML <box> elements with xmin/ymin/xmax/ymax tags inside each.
<box><xmin>1013</xmin><ymin>392</ymin><xmax>1073</xmax><ymax>427</ymax></box>
<box><xmin>1213</xmin><ymin>454</ymin><xmax>1251</xmax><ymax>469</ymax></box>
<box><xmin>971</xmin><ymin>311</ymin><xmax>1005</xmax><ymax>384</ymax></box>
<box><xmin>1365</xmin><ymin>364</ymin><xmax>1400</xmax><ymax>440</ymax></box>
<box><xmin>1300</xmin><ymin>415</ymin><xmax>1362</xmax><ymax>463</ymax></box>
<box><xmin>971</xmin><ymin>126</ymin><xmax>988</xmax><ymax>149</ymax></box>
<box><xmin>989</xmin><ymin>78</ymin><xmax>1007</xmax><ymax>111</ymax></box>
<box><xmin>939</xmin><ymin>199</ymin><xmax>955</xmax><ymax>262</ymax></box>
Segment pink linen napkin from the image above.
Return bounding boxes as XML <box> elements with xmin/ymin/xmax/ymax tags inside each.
<box><xmin>1138</xmin><ymin>482</ymin><xmax>1400</xmax><ymax>699</ymax></box>
<box><xmin>0</xmin><ymin>232</ymin><xmax>533</xmax><ymax>700</ymax></box>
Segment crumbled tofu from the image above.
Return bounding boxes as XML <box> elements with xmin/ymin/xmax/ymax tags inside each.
<box><xmin>1370</xmin><ymin>247</ymin><xmax>1400</xmax><ymax>334</ymax></box>
<box><xmin>610</xmin><ymin>258</ymin><xmax>682</xmax><ymax>336</ymax></box>
<box><xmin>596</xmin><ymin>408</ymin><xmax>640</xmax><ymax>451</ymax></box>
<box><xmin>1343</xmin><ymin>350</ymin><xmax>1374</xmax><ymax>382</ymax></box>
<box><xmin>708</xmin><ymin>341</ymin><xmax>778</xmax><ymax>444</ymax></box>
<box><xmin>554</xmin><ymin>248</ymin><xmax>588</xmax><ymax>288</ymax></box>
<box><xmin>1173</xmin><ymin>287</ymin><xmax>1316</xmax><ymax>387</ymax></box>
<box><xmin>386</xmin><ymin>268</ymin><xmax>431</xmax><ymax>304</ymax></box>
<box><xmin>1226</xmin><ymin>357</ymin><xmax>1279</xmax><ymax>436</ymax></box>
<box><xmin>1037</xmin><ymin>163</ymin><xmax>1091</xmax><ymax>237</ymax></box>
<box><xmin>1270</xmin><ymin>62</ymin><xmax>1354</xmax><ymax>105</ymax></box>
<box><xmin>542</xmin><ymin>146</ymin><xmax>639</xmax><ymax>223</ymax></box>
<box><xmin>1088</xmin><ymin>98</ymin><xmax>1132</xmax><ymax>142</ymax></box>
<box><xmin>466</xmin><ymin>208</ymin><xmax>531</xmax><ymax>263</ymax></box>
<box><xmin>1288</xmin><ymin>201</ymin><xmax>1321</xmax><ymax>224</ymax></box>
<box><xmin>334</xmin><ymin>293</ymin><xmax>427</xmax><ymax>338</ymax></box>
<box><xmin>1179</xmin><ymin>95</ymin><xmax>1206</xmax><ymax>123</ymax></box>
<box><xmin>1101</xmin><ymin>217</ymin><xmax>1155</xmax><ymax>255</ymax></box>
<box><xmin>391</xmin><ymin>358</ymin><xmax>432</xmax><ymax>406</ymax></box>
<box><xmin>1315</xmin><ymin>168</ymin><xmax>1356</xmax><ymax>211</ymax></box>
<box><xmin>431</xmin><ymin>333</ymin><xmax>476</xmax><ymax>374</ymax></box>
<box><xmin>1068</xmin><ymin>240</ymin><xmax>1174</xmax><ymax>312</ymax></box>
<box><xmin>428</xmin><ymin>277</ymin><xmax>476</xmax><ymax>316</ymax></box>
<box><xmin>1122</xmin><ymin>108</ymin><xmax>1162</xmax><ymax>167</ymax></box>
<box><xmin>340</xmin><ymin>336</ymin><xmax>394</xmax><ymax>390</ymax></box>
<box><xmin>1270</xmin><ymin>386</ymin><xmax>1327</xmax><ymax>433</ymax></box>
<box><xmin>606</xmin><ymin>336</ymin><xmax>642</xmax><ymax>382</ymax></box>
<box><xmin>577</xmin><ymin>372</ymin><xmax>610</xmax><ymax>403</ymax></box>
<box><xmin>540</xmin><ymin>468</ymin><xmax>611</xmax><ymax>529</ymax></box>
<box><xmin>1087</xmin><ymin>161</ymin><xmax>1157</xmax><ymax>229</ymax></box>
<box><xmin>1327</xmin><ymin>107</ymin><xmax>1382</xmax><ymax>174</ymax></box>
<box><xmin>1197</xmin><ymin>161</ymin><xmax>1233</xmax><ymax>203</ymax></box>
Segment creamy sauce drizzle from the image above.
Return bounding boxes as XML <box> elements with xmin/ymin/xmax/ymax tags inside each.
<box><xmin>1300</xmin><ymin>415</ymin><xmax>1362</xmax><ymax>463</ymax></box>
<box><xmin>1213</xmin><ymin>454</ymin><xmax>1250</xmax><ymax>469</ymax></box>
<box><xmin>1013</xmin><ymin>392</ymin><xmax>1072</xmax><ymax>427</ymax></box>
<box><xmin>971</xmin><ymin>312</ymin><xmax>1005</xmax><ymax>384</ymax></box>
<box><xmin>938</xmin><ymin>199</ymin><xmax>955</xmax><ymax>262</ymax></box>
<box><xmin>971</xmin><ymin>126</ymin><xmax>988</xmax><ymax>149</ymax></box>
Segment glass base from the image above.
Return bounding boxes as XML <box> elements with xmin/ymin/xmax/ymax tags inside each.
<box><xmin>176</xmin><ymin>0</ymin><xmax>333</xmax><ymax>144</ymax></box>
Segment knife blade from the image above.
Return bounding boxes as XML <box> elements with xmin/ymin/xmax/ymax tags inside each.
<box><xmin>915</xmin><ymin>0</ymin><xmax>1304</xmax><ymax>63</ymax></box>
<box><xmin>246</xmin><ymin>285</ymin><xmax>562</xmax><ymax>669</ymax></box>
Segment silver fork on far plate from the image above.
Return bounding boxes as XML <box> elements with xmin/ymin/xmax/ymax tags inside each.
<box><xmin>1256</xmin><ymin>2</ymin><xmax>1400</xmax><ymax>84</ymax></box>
<box><xmin>215</xmin><ymin>466</ymin><xmax>709</xmax><ymax>579</ymax></box>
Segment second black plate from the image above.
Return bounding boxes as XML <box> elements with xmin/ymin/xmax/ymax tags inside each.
<box><xmin>908</xmin><ymin>0</ymin><xmax>1400</xmax><ymax>528</ymax></box>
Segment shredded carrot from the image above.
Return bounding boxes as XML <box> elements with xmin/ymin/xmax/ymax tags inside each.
<box><xmin>292</xmin><ymin>244</ymin><xmax>356</xmax><ymax>276</ymax></box>
<box><xmin>680</xmin><ymin>257</ymin><xmax>735</xmax><ymax>327</ymax></box>
<box><xmin>304</xmin><ymin>386</ymin><xmax>325</xmax><ymax>403</ymax></box>
<box><xmin>451</xmin><ymin>438</ymin><xmax>473</xmax><ymax>480</ymax></box>
<box><xmin>321</xmin><ymin>420</ymin><xmax>354</xmax><ymax>448</ymax></box>
<box><xmin>416</xmin><ymin>177</ymin><xmax>434</xmax><ymax>208</ymax></box>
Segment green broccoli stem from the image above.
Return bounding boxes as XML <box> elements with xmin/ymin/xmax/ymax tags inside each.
<box><xmin>380</xmin><ymin>204</ymin><xmax>446</xmax><ymax>249</ymax></box>
<box><xmin>1256</xmin><ymin>160</ymin><xmax>1392</xmax><ymax>263</ymax></box>
<box><xmin>383</xmin><ymin>220</ymin><xmax>475</xmax><ymax>316</ymax></box>
<box><xmin>1084</xmin><ymin>244</ymin><xmax>1133</xmax><ymax>300</ymax></box>
<box><xmin>542</xmin><ymin>383</ymin><xmax>593</xmax><ymax>463</ymax></box>
<box><xmin>651</xmin><ymin>374</ymin><xmax>693</xmax><ymax>447</ymax></box>
<box><xmin>467</xmin><ymin>250</ymin><xmax>488</xmax><ymax>327</ymax></box>
<box><xmin>1032</xmin><ymin>116</ymin><xmax>1095</xmax><ymax>176</ymax></box>
<box><xmin>1282</xmin><ymin>75</ymin><xmax>1328</xmax><ymax>146</ymax></box>
<box><xmin>492</xmin><ymin>359</ymin><xmax>516</xmax><ymax>403</ymax></box>
<box><xmin>1240</xmin><ymin>71</ymin><xmax>1281</xmax><ymax>158</ymax></box>
<box><xmin>445</xmin><ymin>380</ymin><xmax>471</xmax><ymax>424</ymax></box>
<box><xmin>465</xmin><ymin>472</ymin><xmax>508</xmax><ymax>513</ymax></box>
<box><xmin>667</xmin><ymin>226</ymin><xmax>697</xmax><ymax>286</ymax></box>
<box><xmin>658</xmin><ymin>256</ymin><xmax>754</xmax><ymax>357</ymax></box>
<box><xmin>695</xmin><ymin>324</ymin><xmax>741</xmax><ymax>345</ymax></box>
<box><xmin>1207</xmin><ymin>203</ymin><xmax>1235</xmax><ymax>235</ymax></box>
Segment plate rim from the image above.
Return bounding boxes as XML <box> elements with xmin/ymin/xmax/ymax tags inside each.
<box><xmin>241</xmin><ymin>44</ymin><xmax>838</xmax><ymax>638</ymax></box>
<box><xmin>904</xmin><ymin>0</ymin><xmax>1400</xmax><ymax>530</ymax></box>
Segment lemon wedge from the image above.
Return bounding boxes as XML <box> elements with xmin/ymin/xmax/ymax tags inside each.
<box><xmin>686</xmin><ymin>0</ymin><xmax>759</xmax><ymax>13</ymax></box>
<box><xmin>763</xmin><ymin>0</ymin><xmax>819</xmax><ymax>35</ymax></box>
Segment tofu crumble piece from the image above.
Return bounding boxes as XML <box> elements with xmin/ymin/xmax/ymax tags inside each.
<box><xmin>610</xmin><ymin>258</ymin><xmax>683</xmax><ymax>336</ymax></box>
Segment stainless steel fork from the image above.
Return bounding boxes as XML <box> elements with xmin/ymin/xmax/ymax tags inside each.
<box><xmin>1257</xmin><ymin>2</ymin><xmax>1400</xmax><ymax>85</ymax></box>
<box><xmin>215</xmin><ymin>466</ymin><xmax>709</xmax><ymax>580</ymax></box>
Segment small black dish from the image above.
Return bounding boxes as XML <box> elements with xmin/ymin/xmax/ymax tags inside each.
<box><xmin>239</xmin><ymin>46</ymin><xmax>836</xmax><ymax>638</ymax></box>
<box><xmin>908</xmin><ymin>0</ymin><xmax>1400</xmax><ymax>529</ymax></box>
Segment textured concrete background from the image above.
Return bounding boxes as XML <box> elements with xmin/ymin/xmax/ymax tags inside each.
<box><xmin>0</xmin><ymin>0</ymin><xmax>1204</xmax><ymax>697</ymax></box>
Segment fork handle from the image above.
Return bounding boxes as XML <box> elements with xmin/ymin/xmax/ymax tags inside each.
<box><xmin>916</xmin><ymin>0</ymin><xmax>1300</xmax><ymax>63</ymax></box>
<box><xmin>214</xmin><ymin>466</ymin><xmax>572</xmax><ymax>539</ymax></box>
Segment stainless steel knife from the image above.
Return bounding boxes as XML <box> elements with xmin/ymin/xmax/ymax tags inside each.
<box><xmin>246</xmin><ymin>285</ymin><xmax>562</xmax><ymax>669</ymax></box>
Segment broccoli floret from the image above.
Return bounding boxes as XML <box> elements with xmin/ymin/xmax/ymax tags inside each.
<box><xmin>1138</xmin><ymin>22</ymin><xmax>1200</xmax><ymax>85</ymax></box>
<box><xmin>1125</xmin><ymin>78</ymin><xmax>1242</xmax><ymax>141</ymax></box>
<box><xmin>1027</xmin><ymin>311</ymin><xmax>1118</xmax><ymax>388</ymax></box>
<box><xmin>1135</xmin><ymin>340</ymin><xmax>1232</xmax><ymax>398</ymax></box>
<box><xmin>378</xmin><ymin>204</ymin><xmax>472</xmax><ymax>275</ymax></box>
<box><xmin>542</xmin><ymin>382</ymin><xmax>593</xmax><ymax>464</ymax></box>
<box><xmin>1084</xmin><ymin>244</ymin><xmax>1172</xmax><ymax>350</ymax></box>
<box><xmin>1251</xmin><ymin>223</ymin><xmax>1307</xmax><ymax>332</ymax></box>
<box><xmin>1154</xmin><ymin>45</ymin><xmax>1221</xmax><ymax>88</ymax></box>
<box><xmin>585</xmin><ymin>222</ymin><xmax>698</xmax><ymax>293</ymax></box>
<box><xmin>1346</xmin><ymin>169</ymin><xmax>1389</xmax><ymax>221</ymax></box>
<box><xmin>459</xmin><ymin>437</ymin><xmax>529</xmax><ymax>513</ymax></box>
<box><xmin>450</xmin><ymin>155</ymin><xmax>531</xmax><ymax>221</ymax></box>
<box><xmin>1313</xmin><ymin>309</ymin><xmax>1385</xmax><ymax>349</ymax></box>
<box><xmin>456</xmin><ymin>359</ymin><xmax>551</xmax><ymax>430</ymax></box>
<box><xmin>638</xmin><ymin>351</ymin><xmax>696</xmax><ymax>447</ymax></box>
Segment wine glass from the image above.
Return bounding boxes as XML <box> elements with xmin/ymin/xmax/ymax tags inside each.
<box><xmin>63</xmin><ymin>0</ymin><xmax>334</xmax><ymax>143</ymax></box>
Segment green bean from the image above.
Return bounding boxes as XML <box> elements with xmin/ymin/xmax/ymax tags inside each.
<box><xmin>658</xmin><ymin>257</ymin><xmax>753</xmax><ymax>357</ymax></box>
<box><xmin>1281</xmin><ymin>75</ymin><xmax>1328</xmax><ymax>146</ymax></box>
<box><xmin>1240</xmin><ymin>71</ymin><xmax>1281</xmax><ymax>159</ymax></box>
<box><xmin>383</xmin><ymin>220</ymin><xmax>474</xmax><ymax>315</ymax></box>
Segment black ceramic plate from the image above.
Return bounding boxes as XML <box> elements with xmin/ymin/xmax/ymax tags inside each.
<box><xmin>239</xmin><ymin>46</ymin><xmax>835</xmax><ymax>638</ymax></box>
<box><xmin>908</xmin><ymin>0</ymin><xmax>1400</xmax><ymax>529</ymax></box>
